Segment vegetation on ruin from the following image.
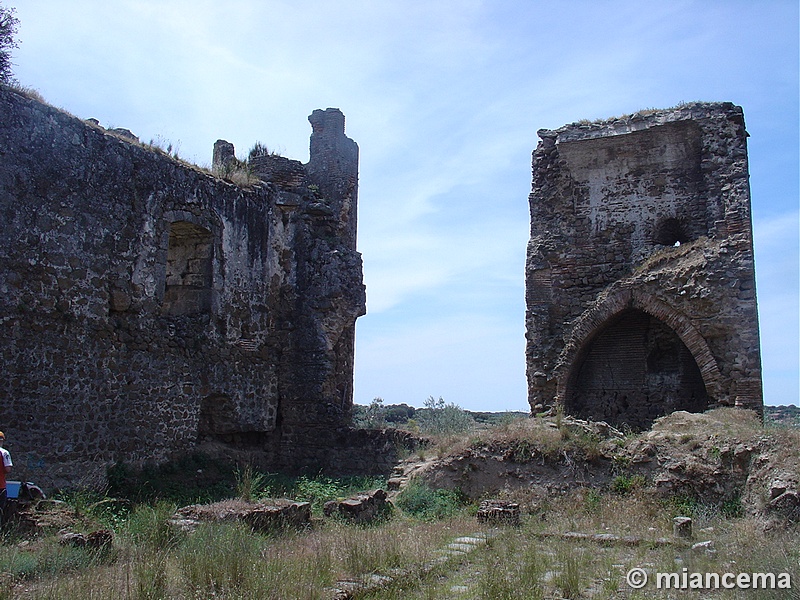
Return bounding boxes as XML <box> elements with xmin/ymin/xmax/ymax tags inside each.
<box><xmin>208</xmin><ymin>141</ymin><xmax>286</xmax><ymax>188</ymax></box>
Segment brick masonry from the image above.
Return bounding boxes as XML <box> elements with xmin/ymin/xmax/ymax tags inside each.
<box><xmin>525</xmin><ymin>103</ymin><xmax>763</xmax><ymax>428</ymax></box>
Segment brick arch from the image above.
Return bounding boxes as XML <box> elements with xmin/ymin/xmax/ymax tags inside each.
<box><xmin>556</xmin><ymin>288</ymin><xmax>723</xmax><ymax>408</ymax></box>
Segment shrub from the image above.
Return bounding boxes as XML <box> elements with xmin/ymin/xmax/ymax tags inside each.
<box><xmin>294</xmin><ymin>475</ymin><xmax>346</xmax><ymax>512</ymax></box>
<box><xmin>106</xmin><ymin>455</ymin><xmax>234</xmax><ymax>504</ymax></box>
<box><xmin>353</xmin><ymin>397</ymin><xmax>387</xmax><ymax>429</ymax></box>
<box><xmin>721</xmin><ymin>495</ymin><xmax>744</xmax><ymax>519</ymax></box>
<box><xmin>416</xmin><ymin>396</ymin><xmax>475</xmax><ymax>435</ymax></box>
<box><xmin>395</xmin><ymin>481</ymin><xmax>466</xmax><ymax>520</ymax></box>
<box><xmin>0</xmin><ymin>4</ymin><xmax>19</xmax><ymax>85</ymax></box>
<box><xmin>248</xmin><ymin>141</ymin><xmax>274</xmax><ymax>159</ymax></box>
<box><xmin>0</xmin><ymin>537</ymin><xmax>112</xmax><ymax>581</ymax></box>
<box><xmin>610</xmin><ymin>474</ymin><xmax>647</xmax><ymax>495</ymax></box>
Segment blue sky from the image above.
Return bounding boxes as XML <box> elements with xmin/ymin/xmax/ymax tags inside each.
<box><xmin>8</xmin><ymin>0</ymin><xmax>799</xmax><ymax>410</ymax></box>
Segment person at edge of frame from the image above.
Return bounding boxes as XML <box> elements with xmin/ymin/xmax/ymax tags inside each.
<box><xmin>0</xmin><ymin>432</ymin><xmax>13</xmax><ymax>525</ymax></box>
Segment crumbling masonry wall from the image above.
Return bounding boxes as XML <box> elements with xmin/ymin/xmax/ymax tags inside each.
<box><xmin>525</xmin><ymin>102</ymin><xmax>762</xmax><ymax>428</ymax></box>
<box><xmin>0</xmin><ymin>85</ymin><xmax>374</xmax><ymax>488</ymax></box>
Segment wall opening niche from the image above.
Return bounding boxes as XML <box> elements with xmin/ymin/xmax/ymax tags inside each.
<box><xmin>163</xmin><ymin>220</ymin><xmax>213</xmax><ymax>316</ymax></box>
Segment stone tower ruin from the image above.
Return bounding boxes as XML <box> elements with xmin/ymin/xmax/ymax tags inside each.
<box><xmin>0</xmin><ymin>85</ymin><xmax>401</xmax><ymax>488</ymax></box>
<box><xmin>525</xmin><ymin>102</ymin><xmax>763</xmax><ymax>428</ymax></box>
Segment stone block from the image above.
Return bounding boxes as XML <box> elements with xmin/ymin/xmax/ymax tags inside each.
<box><xmin>476</xmin><ymin>499</ymin><xmax>521</xmax><ymax>526</ymax></box>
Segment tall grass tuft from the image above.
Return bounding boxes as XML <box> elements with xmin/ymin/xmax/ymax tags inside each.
<box><xmin>130</xmin><ymin>548</ymin><xmax>169</xmax><ymax>600</ymax></box>
<box><xmin>235</xmin><ymin>464</ymin><xmax>268</xmax><ymax>502</ymax></box>
<box><xmin>477</xmin><ymin>534</ymin><xmax>546</xmax><ymax>600</ymax></box>
<box><xmin>554</xmin><ymin>545</ymin><xmax>587</xmax><ymax>599</ymax></box>
<box><xmin>177</xmin><ymin>522</ymin><xmax>262</xmax><ymax>596</ymax></box>
<box><xmin>124</xmin><ymin>501</ymin><xmax>181</xmax><ymax>550</ymax></box>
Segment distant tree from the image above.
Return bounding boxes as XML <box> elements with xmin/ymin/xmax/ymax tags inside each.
<box><xmin>417</xmin><ymin>396</ymin><xmax>474</xmax><ymax>434</ymax></box>
<box><xmin>383</xmin><ymin>403</ymin><xmax>415</xmax><ymax>424</ymax></box>
<box><xmin>353</xmin><ymin>397</ymin><xmax>387</xmax><ymax>429</ymax></box>
<box><xmin>0</xmin><ymin>3</ymin><xmax>19</xmax><ymax>84</ymax></box>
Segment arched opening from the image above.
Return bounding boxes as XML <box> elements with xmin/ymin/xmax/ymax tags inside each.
<box><xmin>565</xmin><ymin>309</ymin><xmax>708</xmax><ymax>429</ymax></box>
<box><xmin>654</xmin><ymin>217</ymin><xmax>690</xmax><ymax>247</ymax></box>
<box><xmin>162</xmin><ymin>221</ymin><xmax>213</xmax><ymax>316</ymax></box>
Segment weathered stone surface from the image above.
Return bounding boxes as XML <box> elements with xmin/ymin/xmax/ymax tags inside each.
<box><xmin>691</xmin><ymin>540</ymin><xmax>717</xmax><ymax>556</ymax></box>
<box><xmin>525</xmin><ymin>103</ymin><xmax>762</xmax><ymax>429</ymax></box>
<box><xmin>0</xmin><ymin>85</ymin><xmax>383</xmax><ymax>488</ymax></box>
<box><xmin>745</xmin><ymin>463</ymin><xmax>800</xmax><ymax>527</ymax></box>
<box><xmin>173</xmin><ymin>498</ymin><xmax>311</xmax><ymax>532</ymax></box>
<box><xmin>211</xmin><ymin>139</ymin><xmax>235</xmax><ymax>171</ymax></box>
<box><xmin>476</xmin><ymin>499</ymin><xmax>521</xmax><ymax>526</ymax></box>
<box><xmin>323</xmin><ymin>488</ymin><xmax>390</xmax><ymax>523</ymax></box>
<box><xmin>58</xmin><ymin>529</ymin><xmax>113</xmax><ymax>549</ymax></box>
<box><xmin>673</xmin><ymin>516</ymin><xmax>693</xmax><ymax>539</ymax></box>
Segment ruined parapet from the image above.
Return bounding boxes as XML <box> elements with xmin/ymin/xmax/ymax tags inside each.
<box><xmin>306</xmin><ymin>108</ymin><xmax>359</xmax><ymax>249</ymax></box>
<box><xmin>216</xmin><ymin>110</ymin><xmax>366</xmax><ymax>469</ymax></box>
<box><xmin>212</xmin><ymin>139</ymin><xmax>235</xmax><ymax>172</ymax></box>
<box><xmin>525</xmin><ymin>102</ymin><xmax>762</xmax><ymax>428</ymax></box>
<box><xmin>249</xmin><ymin>153</ymin><xmax>306</xmax><ymax>188</ymax></box>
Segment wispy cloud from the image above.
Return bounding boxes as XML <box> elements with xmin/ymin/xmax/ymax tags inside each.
<box><xmin>11</xmin><ymin>0</ymin><xmax>799</xmax><ymax>409</ymax></box>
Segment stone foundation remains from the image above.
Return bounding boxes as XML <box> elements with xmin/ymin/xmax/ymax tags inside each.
<box><xmin>525</xmin><ymin>103</ymin><xmax>762</xmax><ymax>428</ymax></box>
<box><xmin>0</xmin><ymin>85</ymin><xmax>397</xmax><ymax>488</ymax></box>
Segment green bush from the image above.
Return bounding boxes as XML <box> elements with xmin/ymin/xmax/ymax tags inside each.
<box><xmin>610</xmin><ymin>474</ymin><xmax>646</xmax><ymax>495</ymax></box>
<box><xmin>290</xmin><ymin>474</ymin><xmax>387</xmax><ymax>515</ymax></box>
<box><xmin>106</xmin><ymin>454</ymin><xmax>235</xmax><ymax>504</ymax></box>
<box><xmin>294</xmin><ymin>476</ymin><xmax>347</xmax><ymax>511</ymax></box>
<box><xmin>0</xmin><ymin>538</ymin><xmax>112</xmax><ymax>581</ymax></box>
<box><xmin>721</xmin><ymin>495</ymin><xmax>744</xmax><ymax>519</ymax></box>
<box><xmin>416</xmin><ymin>396</ymin><xmax>475</xmax><ymax>435</ymax></box>
<box><xmin>395</xmin><ymin>481</ymin><xmax>466</xmax><ymax>520</ymax></box>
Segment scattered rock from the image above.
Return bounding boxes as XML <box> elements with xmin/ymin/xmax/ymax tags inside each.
<box><xmin>173</xmin><ymin>498</ymin><xmax>311</xmax><ymax>533</ymax></box>
<box><xmin>86</xmin><ymin>529</ymin><xmax>114</xmax><ymax>549</ymax></box>
<box><xmin>58</xmin><ymin>531</ymin><xmax>87</xmax><ymax>548</ymax></box>
<box><xmin>673</xmin><ymin>516</ymin><xmax>693</xmax><ymax>539</ymax></box>
<box><xmin>558</xmin><ymin>416</ymin><xmax>624</xmax><ymax>440</ymax></box>
<box><xmin>691</xmin><ymin>540</ymin><xmax>716</xmax><ymax>556</ymax></box>
<box><xmin>109</xmin><ymin>127</ymin><xmax>138</xmax><ymax>142</ymax></box>
<box><xmin>476</xmin><ymin>500</ymin><xmax>521</xmax><ymax>526</ymax></box>
<box><xmin>323</xmin><ymin>489</ymin><xmax>390</xmax><ymax>524</ymax></box>
<box><xmin>58</xmin><ymin>529</ymin><xmax>113</xmax><ymax>549</ymax></box>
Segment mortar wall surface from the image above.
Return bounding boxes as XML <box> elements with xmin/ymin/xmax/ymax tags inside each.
<box><xmin>525</xmin><ymin>102</ymin><xmax>762</xmax><ymax>428</ymax></box>
<box><xmin>0</xmin><ymin>87</ymin><xmax>372</xmax><ymax>488</ymax></box>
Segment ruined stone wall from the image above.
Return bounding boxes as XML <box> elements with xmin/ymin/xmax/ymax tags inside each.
<box><xmin>525</xmin><ymin>102</ymin><xmax>762</xmax><ymax>428</ymax></box>
<box><xmin>0</xmin><ymin>86</ymin><xmax>367</xmax><ymax>488</ymax></box>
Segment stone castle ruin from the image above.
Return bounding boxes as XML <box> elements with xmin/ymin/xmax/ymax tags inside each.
<box><xmin>1</xmin><ymin>85</ymin><xmax>764</xmax><ymax>487</ymax></box>
<box><xmin>0</xmin><ymin>85</ymin><xmax>405</xmax><ymax>488</ymax></box>
<box><xmin>525</xmin><ymin>102</ymin><xmax>763</xmax><ymax>428</ymax></box>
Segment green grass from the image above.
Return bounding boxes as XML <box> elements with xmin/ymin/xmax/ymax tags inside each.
<box><xmin>2</xmin><ymin>476</ymin><xmax>798</xmax><ymax>599</ymax></box>
<box><xmin>3</xmin><ymin>409</ymin><xmax>799</xmax><ymax>598</ymax></box>
<box><xmin>395</xmin><ymin>480</ymin><xmax>468</xmax><ymax>520</ymax></box>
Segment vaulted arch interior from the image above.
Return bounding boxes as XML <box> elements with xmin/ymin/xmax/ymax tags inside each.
<box><xmin>565</xmin><ymin>309</ymin><xmax>708</xmax><ymax>429</ymax></box>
